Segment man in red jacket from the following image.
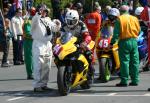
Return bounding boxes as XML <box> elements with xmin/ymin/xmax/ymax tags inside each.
<box><xmin>84</xmin><ymin>2</ymin><xmax>102</xmax><ymax>63</ymax></box>
<box><xmin>140</xmin><ymin>0</ymin><xmax>150</xmax><ymax>91</ymax></box>
<box><xmin>140</xmin><ymin>0</ymin><xmax>150</xmax><ymax>69</ymax></box>
<box><xmin>84</xmin><ymin>2</ymin><xmax>101</xmax><ymax>42</ymax></box>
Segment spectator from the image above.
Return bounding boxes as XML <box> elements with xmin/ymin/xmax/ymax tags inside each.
<box><xmin>7</xmin><ymin>3</ymin><xmax>16</xmax><ymax>20</ymax></box>
<box><xmin>58</xmin><ymin>8</ymin><xmax>65</xmax><ymax>24</ymax></box>
<box><xmin>11</xmin><ymin>8</ymin><xmax>24</xmax><ymax>65</ymax></box>
<box><xmin>1</xmin><ymin>18</ymin><xmax>13</xmax><ymax>67</ymax></box>
<box><xmin>101</xmin><ymin>5</ymin><xmax>111</xmax><ymax>23</ymax></box>
<box><xmin>31</xmin><ymin>7</ymin><xmax>61</xmax><ymax>92</ymax></box>
<box><xmin>109</xmin><ymin>5</ymin><xmax>140</xmax><ymax>87</ymax></box>
<box><xmin>0</xmin><ymin>9</ymin><xmax>12</xmax><ymax>67</ymax></box>
<box><xmin>2</xmin><ymin>0</ymin><xmax>9</xmax><ymax>8</ymax></box>
<box><xmin>65</xmin><ymin>2</ymin><xmax>73</xmax><ymax>9</ymax></box>
<box><xmin>0</xmin><ymin>9</ymin><xmax>4</xmax><ymax>43</ymax></box>
<box><xmin>140</xmin><ymin>0</ymin><xmax>150</xmax><ymax>71</ymax></box>
<box><xmin>23</xmin><ymin>7</ymin><xmax>36</xmax><ymax>80</ymax></box>
<box><xmin>74</xmin><ymin>2</ymin><xmax>84</xmax><ymax>21</ymax></box>
<box><xmin>140</xmin><ymin>0</ymin><xmax>150</xmax><ymax>91</ymax></box>
<box><xmin>22</xmin><ymin>9</ymin><xmax>28</xmax><ymax>20</ymax></box>
<box><xmin>135</xmin><ymin>7</ymin><xmax>147</xmax><ymax>36</ymax></box>
<box><xmin>3</xmin><ymin>8</ymin><xmax>9</xmax><ymax>18</ymax></box>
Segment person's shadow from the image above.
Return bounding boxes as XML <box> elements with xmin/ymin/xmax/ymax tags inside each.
<box><xmin>0</xmin><ymin>89</ymin><xmax>61</xmax><ymax>98</ymax></box>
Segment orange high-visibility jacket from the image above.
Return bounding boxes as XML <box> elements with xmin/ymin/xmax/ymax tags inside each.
<box><xmin>84</xmin><ymin>11</ymin><xmax>101</xmax><ymax>38</ymax></box>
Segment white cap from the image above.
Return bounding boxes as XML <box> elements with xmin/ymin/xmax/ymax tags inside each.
<box><xmin>135</xmin><ymin>7</ymin><xmax>144</xmax><ymax>15</ymax></box>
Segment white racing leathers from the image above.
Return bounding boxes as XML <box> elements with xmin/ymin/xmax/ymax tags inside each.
<box><xmin>31</xmin><ymin>13</ymin><xmax>61</xmax><ymax>88</ymax></box>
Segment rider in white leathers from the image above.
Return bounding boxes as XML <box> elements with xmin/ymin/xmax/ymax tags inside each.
<box><xmin>31</xmin><ymin>8</ymin><xmax>61</xmax><ymax>92</ymax></box>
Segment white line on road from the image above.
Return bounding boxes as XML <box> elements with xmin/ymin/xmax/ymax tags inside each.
<box><xmin>7</xmin><ymin>97</ymin><xmax>25</xmax><ymax>102</ymax></box>
<box><xmin>107</xmin><ymin>93</ymin><xmax>117</xmax><ymax>96</ymax></box>
<box><xmin>70</xmin><ymin>94</ymin><xmax>150</xmax><ymax>97</ymax></box>
<box><xmin>144</xmin><ymin>93</ymin><xmax>150</xmax><ymax>96</ymax></box>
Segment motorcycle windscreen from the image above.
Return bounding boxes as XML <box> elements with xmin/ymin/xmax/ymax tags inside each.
<box><xmin>60</xmin><ymin>32</ymin><xmax>73</xmax><ymax>44</ymax></box>
<box><xmin>101</xmin><ymin>26</ymin><xmax>113</xmax><ymax>38</ymax></box>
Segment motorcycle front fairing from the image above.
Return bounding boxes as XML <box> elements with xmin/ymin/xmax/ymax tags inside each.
<box><xmin>53</xmin><ymin>35</ymin><xmax>78</xmax><ymax>68</ymax></box>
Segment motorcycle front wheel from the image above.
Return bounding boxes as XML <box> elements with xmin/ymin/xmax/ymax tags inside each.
<box><xmin>99</xmin><ymin>57</ymin><xmax>111</xmax><ymax>82</ymax></box>
<box><xmin>57</xmin><ymin>66</ymin><xmax>71</xmax><ymax>96</ymax></box>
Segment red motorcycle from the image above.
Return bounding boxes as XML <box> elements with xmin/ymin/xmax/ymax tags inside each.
<box><xmin>96</xmin><ymin>26</ymin><xmax>120</xmax><ymax>82</ymax></box>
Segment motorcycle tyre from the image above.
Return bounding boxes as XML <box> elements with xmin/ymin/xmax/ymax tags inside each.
<box><xmin>99</xmin><ymin>58</ymin><xmax>111</xmax><ymax>83</ymax></box>
<box><xmin>57</xmin><ymin>66</ymin><xmax>71</xmax><ymax>96</ymax></box>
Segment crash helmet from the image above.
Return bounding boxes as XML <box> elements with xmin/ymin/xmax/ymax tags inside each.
<box><xmin>108</xmin><ymin>8</ymin><xmax>120</xmax><ymax>17</ymax></box>
<box><xmin>135</xmin><ymin>7</ymin><xmax>144</xmax><ymax>16</ymax></box>
<box><xmin>108</xmin><ymin>8</ymin><xmax>120</xmax><ymax>21</ymax></box>
<box><xmin>65</xmin><ymin>10</ymin><xmax>79</xmax><ymax>28</ymax></box>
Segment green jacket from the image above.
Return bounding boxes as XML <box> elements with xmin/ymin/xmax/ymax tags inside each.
<box><xmin>111</xmin><ymin>19</ymin><xmax>120</xmax><ymax>45</ymax></box>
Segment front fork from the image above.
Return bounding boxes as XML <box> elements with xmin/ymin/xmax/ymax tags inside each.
<box><xmin>66</xmin><ymin>66</ymin><xmax>73</xmax><ymax>83</ymax></box>
<box><xmin>84</xmin><ymin>50</ymin><xmax>95</xmax><ymax>77</ymax></box>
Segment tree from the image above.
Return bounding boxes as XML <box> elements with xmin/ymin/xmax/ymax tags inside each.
<box><xmin>0</xmin><ymin>0</ymin><xmax>3</xmax><ymax>12</ymax></box>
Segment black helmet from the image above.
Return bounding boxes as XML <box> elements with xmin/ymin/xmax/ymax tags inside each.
<box><xmin>75</xmin><ymin>2</ymin><xmax>83</xmax><ymax>9</ymax></box>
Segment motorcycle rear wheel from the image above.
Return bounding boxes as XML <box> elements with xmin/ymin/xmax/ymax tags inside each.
<box><xmin>57</xmin><ymin>66</ymin><xmax>71</xmax><ymax>96</ymax></box>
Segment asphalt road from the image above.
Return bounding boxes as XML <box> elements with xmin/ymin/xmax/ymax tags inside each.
<box><xmin>0</xmin><ymin>59</ymin><xmax>150</xmax><ymax>103</ymax></box>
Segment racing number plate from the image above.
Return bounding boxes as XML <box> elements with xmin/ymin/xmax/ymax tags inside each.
<box><xmin>98</xmin><ymin>38</ymin><xmax>111</xmax><ymax>48</ymax></box>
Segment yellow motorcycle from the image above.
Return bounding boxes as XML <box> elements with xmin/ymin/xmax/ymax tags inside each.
<box><xmin>53</xmin><ymin>32</ymin><xmax>95</xmax><ymax>96</ymax></box>
<box><xmin>96</xmin><ymin>26</ymin><xmax>120</xmax><ymax>83</ymax></box>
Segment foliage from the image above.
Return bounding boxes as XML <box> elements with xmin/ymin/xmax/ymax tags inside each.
<box><xmin>33</xmin><ymin>0</ymin><xmax>138</xmax><ymax>13</ymax></box>
<box><xmin>33</xmin><ymin>0</ymin><xmax>51</xmax><ymax>8</ymax></box>
<box><xmin>33</xmin><ymin>0</ymin><xmax>114</xmax><ymax>10</ymax></box>
<box><xmin>98</xmin><ymin>0</ymin><xmax>113</xmax><ymax>8</ymax></box>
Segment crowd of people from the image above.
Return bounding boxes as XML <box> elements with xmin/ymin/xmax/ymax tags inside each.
<box><xmin>0</xmin><ymin>0</ymin><xmax>150</xmax><ymax>92</ymax></box>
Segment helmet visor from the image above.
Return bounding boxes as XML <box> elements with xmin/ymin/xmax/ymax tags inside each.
<box><xmin>66</xmin><ymin>19</ymin><xmax>78</xmax><ymax>26</ymax></box>
<box><xmin>108</xmin><ymin>15</ymin><xmax>117</xmax><ymax>21</ymax></box>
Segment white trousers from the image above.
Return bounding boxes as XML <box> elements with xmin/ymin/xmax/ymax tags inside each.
<box><xmin>32</xmin><ymin>40</ymin><xmax>52</xmax><ymax>88</ymax></box>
